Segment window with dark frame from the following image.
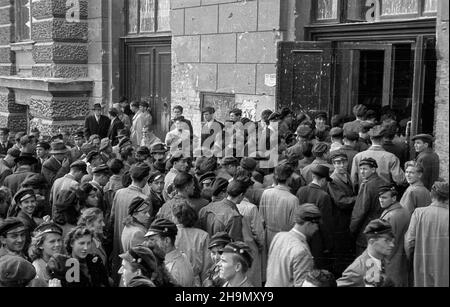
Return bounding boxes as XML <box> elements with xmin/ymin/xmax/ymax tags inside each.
<box><xmin>127</xmin><ymin>0</ymin><xmax>170</xmax><ymax>35</ymax></box>
<box><xmin>14</xmin><ymin>0</ymin><xmax>32</xmax><ymax>42</ymax></box>
<box><xmin>312</xmin><ymin>0</ymin><xmax>437</xmax><ymax>24</ymax></box>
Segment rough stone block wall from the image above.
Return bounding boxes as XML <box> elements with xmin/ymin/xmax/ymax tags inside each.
<box><xmin>171</xmin><ymin>0</ymin><xmax>283</xmax><ymax>137</ymax></box>
<box><xmin>435</xmin><ymin>2</ymin><xmax>449</xmax><ymax>181</ymax></box>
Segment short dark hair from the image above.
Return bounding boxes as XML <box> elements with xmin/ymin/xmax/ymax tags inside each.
<box><xmin>173</xmin><ymin>105</ymin><xmax>183</xmax><ymax>113</ymax></box>
<box><xmin>108</xmin><ymin>159</ymin><xmax>124</xmax><ymax>175</ymax></box>
<box><xmin>120</xmin><ymin>147</ymin><xmax>134</xmax><ymax>161</ymax></box>
<box><xmin>226</xmin><ymin>179</ymin><xmax>249</xmax><ymax>198</ymax></box>
<box><xmin>173</xmin><ymin>172</ymin><xmax>194</xmax><ymax>191</ymax></box>
<box><xmin>301</xmin><ymin>142</ymin><xmax>313</xmax><ymax>158</ymax></box>
<box><xmin>172</xmin><ymin>200</ymin><xmax>198</xmax><ymax>228</ymax></box>
<box><xmin>274</xmin><ymin>164</ymin><xmax>294</xmax><ymax>184</ymax></box>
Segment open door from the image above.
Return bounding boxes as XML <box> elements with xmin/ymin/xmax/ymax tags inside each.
<box><xmin>277</xmin><ymin>41</ymin><xmax>333</xmax><ymax>117</ymax></box>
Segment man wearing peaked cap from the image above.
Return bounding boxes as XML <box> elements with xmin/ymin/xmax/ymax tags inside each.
<box><xmin>404</xmin><ymin>181</ymin><xmax>449</xmax><ymax>287</ymax></box>
<box><xmin>147</xmin><ymin>171</ymin><xmax>165</xmax><ymax>215</ymax></box>
<box><xmin>301</xmin><ymin>142</ymin><xmax>334</xmax><ymax>185</ymax></box>
<box><xmin>199</xmin><ymin>172</ymin><xmax>216</xmax><ymax>189</ymax></box>
<box><xmin>203</xmin><ymin>232</ymin><xmax>232</xmax><ymax>287</ymax></box>
<box><xmin>268</xmin><ymin>112</ymin><xmax>281</xmax><ymax>122</ymax></box>
<box><xmin>144</xmin><ymin>218</ymin><xmax>195</xmax><ymax>287</ymax></box>
<box><xmin>350</xmin><ymin>153</ymin><xmax>390</xmax><ymax>257</ymax></box>
<box><xmin>338</xmin><ymin>219</ymin><xmax>395</xmax><ymax>287</ymax></box>
<box><xmin>266</xmin><ymin>203</ymin><xmax>320</xmax><ymax>287</ymax></box>
<box><xmin>411</xmin><ymin>133</ymin><xmax>440</xmax><ymax>190</ymax></box>
<box><xmin>0</xmin><ymin>218</ymin><xmax>26</xmax><ymax>258</ymax></box>
<box><xmin>285</xmin><ymin>124</ymin><xmax>313</xmax><ymax>161</ymax></box>
<box><xmin>121</xmin><ymin>197</ymin><xmax>152</xmax><ymax>256</ymax></box>
<box><xmin>219</xmin><ymin>241</ymin><xmax>254</xmax><ymax>287</ymax></box>
<box><xmin>216</xmin><ymin>156</ymin><xmax>238</xmax><ymax>182</ymax></box>
<box><xmin>90</xmin><ymin>164</ymin><xmax>111</xmax><ymax>215</ymax></box>
<box><xmin>0</xmin><ymin>255</ymin><xmax>36</xmax><ymax>287</ymax></box>
<box><xmin>119</xmin><ymin>245</ymin><xmax>158</xmax><ymax>287</ymax></box>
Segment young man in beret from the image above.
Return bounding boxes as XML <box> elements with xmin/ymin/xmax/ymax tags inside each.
<box><xmin>350</xmin><ymin>158</ymin><xmax>389</xmax><ymax>256</ymax></box>
<box><xmin>378</xmin><ymin>186</ymin><xmax>410</xmax><ymax>287</ymax></box>
<box><xmin>351</xmin><ymin>125</ymin><xmax>405</xmax><ymax>189</ymax></box>
<box><xmin>400</xmin><ymin>161</ymin><xmax>432</xmax><ymax>215</ymax></box>
<box><xmin>296</xmin><ymin>165</ymin><xmax>334</xmax><ymax>271</ymax></box>
<box><xmin>301</xmin><ymin>142</ymin><xmax>334</xmax><ymax>185</ymax></box>
<box><xmin>266</xmin><ymin>204</ymin><xmax>321</xmax><ymax>287</ymax></box>
<box><xmin>405</xmin><ymin>181</ymin><xmax>449</xmax><ymax>287</ymax></box>
<box><xmin>338</xmin><ymin>219</ymin><xmax>395</xmax><ymax>287</ymax></box>
<box><xmin>118</xmin><ymin>245</ymin><xmax>156</xmax><ymax>287</ymax></box>
<box><xmin>219</xmin><ymin>241</ymin><xmax>254</xmax><ymax>287</ymax></box>
<box><xmin>145</xmin><ymin>218</ymin><xmax>195</xmax><ymax>287</ymax></box>
<box><xmin>0</xmin><ymin>218</ymin><xmax>27</xmax><ymax>259</ymax></box>
<box><xmin>412</xmin><ymin>134</ymin><xmax>440</xmax><ymax>190</ymax></box>
<box><xmin>327</xmin><ymin>151</ymin><xmax>357</xmax><ymax>276</ymax></box>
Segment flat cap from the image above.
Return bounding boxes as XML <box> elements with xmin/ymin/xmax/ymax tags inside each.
<box><xmin>312</xmin><ymin>142</ymin><xmax>329</xmax><ymax>156</ymax></box>
<box><xmin>268</xmin><ymin>112</ymin><xmax>281</xmax><ymax>121</ymax></box>
<box><xmin>368</xmin><ymin>125</ymin><xmax>387</xmax><ymax>138</ymax></box>
<box><xmin>13</xmin><ymin>188</ymin><xmax>36</xmax><ymax>205</ymax></box>
<box><xmin>148</xmin><ymin>171</ymin><xmax>164</xmax><ymax>183</ymax></box>
<box><xmin>329</xmin><ymin>150</ymin><xmax>348</xmax><ymax>162</ymax></box>
<box><xmin>315</xmin><ymin>111</ymin><xmax>328</xmax><ymax>120</ymax></box>
<box><xmin>211</xmin><ymin>177</ymin><xmax>229</xmax><ymax>196</ymax></box>
<box><xmin>240</xmin><ymin>157</ymin><xmax>257</xmax><ymax>171</ymax></box>
<box><xmin>296</xmin><ymin>125</ymin><xmax>312</xmax><ymax>138</ymax></box>
<box><xmin>92</xmin><ymin>164</ymin><xmax>110</xmax><ymax>175</ymax></box>
<box><xmin>70</xmin><ymin>160</ymin><xmax>87</xmax><ymax>172</ymax></box>
<box><xmin>130</xmin><ymin>163</ymin><xmax>151</xmax><ymax>179</ymax></box>
<box><xmin>295</xmin><ymin>203</ymin><xmax>322</xmax><ymax>222</ymax></box>
<box><xmin>412</xmin><ymin>134</ymin><xmax>435</xmax><ymax>143</ymax></box>
<box><xmin>136</xmin><ymin>146</ymin><xmax>151</xmax><ymax>156</ymax></box>
<box><xmin>33</xmin><ymin>221</ymin><xmax>63</xmax><ymax>237</ymax></box>
<box><xmin>0</xmin><ymin>255</ymin><xmax>36</xmax><ymax>286</ymax></box>
<box><xmin>202</xmin><ymin>106</ymin><xmax>215</xmax><ymax>114</ymax></box>
<box><xmin>128</xmin><ymin>197</ymin><xmax>150</xmax><ymax>216</ymax></box>
<box><xmin>378</xmin><ymin>185</ymin><xmax>397</xmax><ymax>196</ymax></box>
<box><xmin>150</xmin><ymin>143</ymin><xmax>168</xmax><ymax>154</ymax></box>
<box><xmin>311</xmin><ymin>165</ymin><xmax>332</xmax><ymax>182</ymax></box>
<box><xmin>0</xmin><ymin>218</ymin><xmax>25</xmax><ymax>236</ymax></box>
<box><xmin>359</xmin><ymin>157</ymin><xmax>378</xmax><ymax>168</ymax></box>
<box><xmin>145</xmin><ymin>218</ymin><xmax>178</xmax><ymax>237</ymax></box>
<box><xmin>344</xmin><ymin>131</ymin><xmax>360</xmax><ymax>141</ymax></box>
<box><xmin>21</xmin><ymin>174</ymin><xmax>48</xmax><ymax>189</ymax></box>
<box><xmin>222</xmin><ymin>242</ymin><xmax>253</xmax><ymax>268</ymax></box>
<box><xmin>329</xmin><ymin>127</ymin><xmax>344</xmax><ymax>137</ymax></box>
<box><xmin>199</xmin><ymin>172</ymin><xmax>216</xmax><ymax>185</ymax></box>
<box><xmin>36</xmin><ymin>142</ymin><xmax>50</xmax><ymax>150</ymax></box>
<box><xmin>221</xmin><ymin>156</ymin><xmax>239</xmax><ymax>166</ymax></box>
<box><xmin>208</xmin><ymin>232</ymin><xmax>232</xmax><ymax>250</ymax></box>
<box><xmin>99</xmin><ymin>138</ymin><xmax>111</xmax><ymax>152</ymax></box>
<box><xmin>364</xmin><ymin>219</ymin><xmax>393</xmax><ymax>236</ymax></box>
<box><xmin>432</xmin><ymin>181</ymin><xmax>449</xmax><ymax>199</ymax></box>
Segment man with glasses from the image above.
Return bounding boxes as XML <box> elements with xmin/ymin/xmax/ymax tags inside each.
<box><xmin>338</xmin><ymin>219</ymin><xmax>395</xmax><ymax>287</ymax></box>
<box><xmin>265</xmin><ymin>203</ymin><xmax>321</xmax><ymax>287</ymax></box>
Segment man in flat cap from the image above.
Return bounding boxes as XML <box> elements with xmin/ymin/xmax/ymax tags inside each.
<box><xmin>216</xmin><ymin>156</ymin><xmax>239</xmax><ymax>182</ymax></box>
<box><xmin>41</xmin><ymin>141</ymin><xmax>71</xmax><ymax>186</ymax></box>
<box><xmin>219</xmin><ymin>241</ymin><xmax>254</xmax><ymax>287</ymax></box>
<box><xmin>338</xmin><ymin>219</ymin><xmax>395</xmax><ymax>287</ymax></box>
<box><xmin>297</xmin><ymin>165</ymin><xmax>334</xmax><ymax>270</ymax></box>
<box><xmin>377</xmin><ymin>185</ymin><xmax>410</xmax><ymax>287</ymax></box>
<box><xmin>301</xmin><ymin>142</ymin><xmax>334</xmax><ymax>185</ymax></box>
<box><xmin>50</xmin><ymin>160</ymin><xmax>87</xmax><ymax>208</ymax></box>
<box><xmin>286</xmin><ymin>124</ymin><xmax>313</xmax><ymax>161</ymax></box>
<box><xmin>203</xmin><ymin>232</ymin><xmax>232</xmax><ymax>287</ymax></box>
<box><xmin>266</xmin><ymin>204</ymin><xmax>321</xmax><ymax>287</ymax></box>
<box><xmin>109</xmin><ymin>162</ymin><xmax>150</xmax><ymax>285</ymax></box>
<box><xmin>90</xmin><ymin>164</ymin><xmax>111</xmax><ymax>216</ymax></box>
<box><xmin>145</xmin><ymin>218</ymin><xmax>195</xmax><ymax>287</ymax></box>
<box><xmin>0</xmin><ymin>218</ymin><xmax>27</xmax><ymax>259</ymax></box>
<box><xmin>405</xmin><ymin>181</ymin><xmax>449</xmax><ymax>287</ymax></box>
<box><xmin>84</xmin><ymin>103</ymin><xmax>111</xmax><ymax>139</ymax></box>
<box><xmin>329</xmin><ymin>127</ymin><xmax>344</xmax><ymax>152</ymax></box>
<box><xmin>412</xmin><ymin>134</ymin><xmax>440</xmax><ymax>190</ymax></box>
<box><xmin>327</xmin><ymin>151</ymin><xmax>357</xmax><ymax>276</ymax></box>
<box><xmin>351</xmin><ymin>125</ymin><xmax>405</xmax><ymax>189</ymax></box>
<box><xmin>343</xmin><ymin>104</ymin><xmax>368</xmax><ymax>136</ymax></box>
<box><xmin>350</xmin><ymin>158</ymin><xmax>389</xmax><ymax>256</ymax></box>
<box><xmin>201</xmin><ymin>107</ymin><xmax>224</xmax><ymax>156</ymax></box>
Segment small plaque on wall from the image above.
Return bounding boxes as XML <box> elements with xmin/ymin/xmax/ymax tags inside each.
<box><xmin>200</xmin><ymin>92</ymin><xmax>236</xmax><ymax>124</ymax></box>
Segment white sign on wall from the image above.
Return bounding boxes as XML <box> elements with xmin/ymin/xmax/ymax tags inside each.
<box><xmin>264</xmin><ymin>74</ymin><xmax>276</xmax><ymax>87</ymax></box>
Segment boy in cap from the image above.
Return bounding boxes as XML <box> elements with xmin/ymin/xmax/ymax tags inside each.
<box><xmin>84</xmin><ymin>103</ymin><xmax>111</xmax><ymax>139</ymax></box>
<box><xmin>0</xmin><ymin>255</ymin><xmax>36</xmax><ymax>287</ymax></box>
<box><xmin>350</xmin><ymin>158</ymin><xmax>389</xmax><ymax>256</ymax></box>
<box><xmin>0</xmin><ymin>218</ymin><xmax>27</xmax><ymax>258</ymax></box>
<box><xmin>203</xmin><ymin>232</ymin><xmax>232</xmax><ymax>287</ymax></box>
<box><xmin>266</xmin><ymin>204</ymin><xmax>321</xmax><ymax>287</ymax></box>
<box><xmin>405</xmin><ymin>181</ymin><xmax>449</xmax><ymax>287</ymax></box>
<box><xmin>301</xmin><ymin>142</ymin><xmax>334</xmax><ymax>185</ymax></box>
<box><xmin>338</xmin><ymin>219</ymin><xmax>395</xmax><ymax>287</ymax></box>
<box><xmin>148</xmin><ymin>171</ymin><xmax>165</xmax><ymax>215</ymax></box>
<box><xmin>378</xmin><ymin>185</ymin><xmax>410</xmax><ymax>287</ymax></box>
<box><xmin>216</xmin><ymin>156</ymin><xmax>239</xmax><ymax>182</ymax></box>
<box><xmin>145</xmin><ymin>218</ymin><xmax>195</xmax><ymax>287</ymax></box>
<box><xmin>219</xmin><ymin>241</ymin><xmax>254</xmax><ymax>287</ymax></box>
<box><xmin>351</xmin><ymin>125</ymin><xmax>405</xmax><ymax>188</ymax></box>
<box><xmin>412</xmin><ymin>134</ymin><xmax>440</xmax><ymax>190</ymax></box>
<box><xmin>90</xmin><ymin>164</ymin><xmax>111</xmax><ymax>216</ymax></box>
<box><xmin>121</xmin><ymin>197</ymin><xmax>152</xmax><ymax>254</ymax></box>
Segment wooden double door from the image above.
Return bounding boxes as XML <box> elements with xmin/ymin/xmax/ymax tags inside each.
<box><xmin>123</xmin><ymin>37</ymin><xmax>171</xmax><ymax>139</ymax></box>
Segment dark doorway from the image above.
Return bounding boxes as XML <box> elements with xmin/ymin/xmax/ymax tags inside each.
<box><xmin>357</xmin><ymin>50</ymin><xmax>385</xmax><ymax>112</ymax></box>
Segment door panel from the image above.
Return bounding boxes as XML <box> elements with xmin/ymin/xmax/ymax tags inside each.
<box><xmin>277</xmin><ymin>41</ymin><xmax>333</xmax><ymax>117</ymax></box>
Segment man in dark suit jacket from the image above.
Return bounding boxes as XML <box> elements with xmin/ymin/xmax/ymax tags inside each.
<box><xmin>84</xmin><ymin>103</ymin><xmax>111</xmax><ymax>139</ymax></box>
<box><xmin>0</xmin><ymin>128</ymin><xmax>13</xmax><ymax>157</ymax></box>
<box><xmin>107</xmin><ymin>108</ymin><xmax>125</xmax><ymax>146</ymax></box>
<box><xmin>42</xmin><ymin>142</ymin><xmax>71</xmax><ymax>186</ymax></box>
<box><xmin>412</xmin><ymin>134</ymin><xmax>440</xmax><ymax>190</ymax></box>
<box><xmin>201</xmin><ymin>107</ymin><xmax>224</xmax><ymax>155</ymax></box>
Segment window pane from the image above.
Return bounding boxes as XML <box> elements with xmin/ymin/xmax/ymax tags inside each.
<box><xmin>157</xmin><ymin>0</ymin><xmax>170</xmax><ymax>31</ymax></box>
<box><xmin>381</xmin><ymin>0</ymin><xmax>418</xmax><ymax>16</ymax></box>
<box><xmin>17</xmin><ymin>0</ymin><xmax>31</xmax><ymax>41</ymax></box>
<box><xmin>140</xmin><ymin>0</ymin><xmax>155</xmax><ymax>33</ymax></box>
<box><xmin>317</xmin><ymin>0</ymin><xmax>338</xmax><ymax>20</ymax></box>
<box><xmin>347</xmin><ymin>0</ymin><xmax>365</xmax><ymax>21</ymax></box>
<box><xmin>424</xmin><ymin>0</ymin><xmax>437</xmax><ymax>12</ymax></box>
<box><xmin>128</xmin><ymin>0</ymin><xmax>138</xmax><ymax>34</ymax></box>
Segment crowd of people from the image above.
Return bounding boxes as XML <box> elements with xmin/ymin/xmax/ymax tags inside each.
<box><xmin>0</xmin><ymin>99</ymin><xmax>447</xmax><ymax>288</ymax></box>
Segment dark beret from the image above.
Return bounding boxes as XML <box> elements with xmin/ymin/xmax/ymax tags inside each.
<box><xmin>411</xmin><ymin>134</ymin><xmax>435</xmax><ymax>143</ymax></box>
<box><xmin>0</xmin><ymin>255</ymin><xmax>36</xmax><ymax>286</ymax></box>
<box><xmin>312</xmin><ymin>142</ymin><xmax>329</xmax><ymax>156</ymax></box>
<box><xmin>368</xmin><ymin>125</ymin><xmax>387</xmax><ymax>138</ymax></box>
<box><xmin>315</xmin><ymin>111</ymin><xmax>328</xmax><ymax>120</ymax></box>
<box><xmin>222</xmin><ymin>242</ymin><xmax>253</xmax><ymax>268</ymax></box>
<box><xmin>311</xmin><ymin>165</ymin><xmax>332</xmax><ymax>182</ymax></box>
<box><xmin>145</xmin><ymin>218</ymin><xmax>178</xmax><ymax>237</ymax></box>
<box><xmin>329</xmin><ymin>127</ymin><xmax>344</xmax><ymax>137</ymax></box>
<box><xmin>208</xmin><ymin>232</ymin><xmax>232</xmax><ymax>250</ymax></box>
<box><xmin>92</xmin><ymin>164</ymin><xmax>110</xmax><ymax>175</ymax></box>
<box><xmin>359</xmin><ymin>157</ymin><xmax>378</xmax><ymax>168</ymax></box>
<box><xmin>221</xmin><ymin>156</ymin><xmax>239</xmax><ymax>166</ymax></box>
<box><xmin>343</xmin><ymin>131</ymin><xmax>360</xmax><ymax>141</ymax></box>
<box><xmin>199</xmin><ymin>172</ymin><xmax>216</xmax><ymax>185</ymax></box>
<box><xmin>33</xmin><ymin>221</ymin><xmax>63</xmax><ymax>237</ymax></box>
<box><xmin>136</xmin><ymin>146</ymin><xmax>151</xmax><ymax>156</ymax></box>
<box><xmin>202</xmin><ymin>107</ymin><xmax>215</xmax><ymax>114</ymax></box>
<box><xmin>128</xmin><ymin>197</ymin><xmax>149</xmax><ymax>216</ymax></box>
<box><xmin>295</xmin><ymin>203</ymin><xmax>322</xmax><ymax>222</ymax></box>
<box><xmin>240</xmin><ymin>157</ymin><xmax>257</xmax><ymax>171</ymax></box>
<box><xmin>296</xmin><ymin>125</ymin><xmax>312</xmax><ymax>138</ymax></box>
<box><xmin>13</xmin><ymin>188</ymin><xmax>36</xmax><ymax>205</ymax></box>
<box><xmin>211</xmin><ymin>177</ymin><xmax>229</xmax><ymax>196</ymax></box>
<box><xmin>432</xmin><ymin>181</ymin><xmax>449</xmax><ymax>199</ymax></box>
<box><xmin>148</xmin><ymin>171</ymin><xmax>164</xmax><ymax>183</ymax></box>
<box><xmin>329</xmin><ymin>150</ymin><xmax>348</xmax><ymax>162</ymax></box>
<box><xmin>364</xmin><ymin>219</ymin><xmax>393</xmax><ymax>237</ymax></box>
<box><xmin>36</xmin><ymin>142</ymin><xmax>50</xmax><ymax>150</ymax></box>
<box><xmin>0</xmin><ymin>218</ymin><xmax>25</xmax><ymax>236</ymax></box>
